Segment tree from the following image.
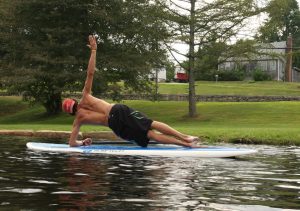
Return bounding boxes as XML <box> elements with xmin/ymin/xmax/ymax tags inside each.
<box><xmin>157</xmin><ymin>0</ymin><xmax>263</xmax><ymax>117</ymax></box>
<box><xmin>257</xmin><ymin>0</ymin><xmax>300</xmax><ymax>42</ymax></box>
<box><xmin>0</xmin><ymin>0</ymin><xmax>168</xmax><ymax>114</ymax></box>
<box><xmin>256</xmin><ymin>0</ymin><xmax>300</xmax><ymax>70</ymax></box>
<box><xmin>1</xmin><ymin>0</ymin><xmax>99</xmax><ymax>114</ymax></box>
<box><xmin>165</xmin><ymin>61</ymin><xmax>175</xmax><ymax>82</ymax></box>
<box><xmin>195</xmin><ymin>39</ymin><xmax>258</xmax><ymax>80</ymax></box>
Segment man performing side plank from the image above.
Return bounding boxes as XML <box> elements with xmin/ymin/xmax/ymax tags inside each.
<box><xmin>62</xmin><ymin>35</ymin><xmax>200</xmax><ymax>147</ymax></box>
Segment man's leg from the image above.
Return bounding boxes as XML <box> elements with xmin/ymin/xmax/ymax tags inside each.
<box><xmin>147</xmin><ymin>130</ymin><xmax>193</xmax><ymax>147</ymax></box>
<box><xmin>150</xmin><ymin>121</ymin><xmax>199</xmax><ymax>143</ymax></box>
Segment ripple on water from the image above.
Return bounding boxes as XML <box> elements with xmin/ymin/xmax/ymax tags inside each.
<box><xmin>118</xmin><ymin>164</ymin><xmax>133</xmax><ymax>167</ymax></box>
<box><xmin>208</xmin><ymin>203</ymin><xmax>296</xmax><ymax>211</ymax></box>
<box><xmin>74</xmin><ymin>173</ymin><xmax>89</xmax><ymax>176</ymax></box>
<box><xmin>275</xmin><ymin>184</ymin><xmax>300</xmax><ymax>190</ymax></box>
<box><xmin>0</xmin><ymin>188</ymin><xmax>43</xmax><ymax>194</ymax></box>
<box><xmin>144</xmin><ymin>165</ymin><xmax>162</xmax><ymax>170</ymax></box>
<box><xmin>51</xmin><ymin>191</ymin><xmax>87</xmax><ymax>195</ymax></box>
<box><xmin>0</xmin><ymin>177</ymin><xmax>10</xmax><ymax>181</ymax></box>
<box><xmin>255</xmin><ymin>177</ymin><xmax>300</xmax><ymax>183</ymax></box>
<box><xmin>112</xmin><ymin>198</ymin><xmax>156</xmax><ymax>202</ymax></box>
<box><xmin>29</xmin><ymin>179</ymin><xmax>58</xmax><ymax>184</ymax></box>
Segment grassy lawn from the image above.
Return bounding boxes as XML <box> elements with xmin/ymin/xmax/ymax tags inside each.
<box><xmin>158</xmin><ymin>81</ymin><xmax>300</xmax><ymax>96</ymax></box>
<box><xmin>1</xmin><ymin>96</ymin><xmax>300</xmax><ymax>145</ymax></box>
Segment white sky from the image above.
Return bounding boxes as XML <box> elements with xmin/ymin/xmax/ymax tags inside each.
<box><xmin>170</xmin><ymin>0</ymin><xmax>300</xmax><ymax>62</ymax></box>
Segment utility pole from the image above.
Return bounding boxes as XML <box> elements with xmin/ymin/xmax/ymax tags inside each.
<box><xmin>285</xmin><ymin>35</ymin><xmax>293</xmax><ymax>82</ymax></box>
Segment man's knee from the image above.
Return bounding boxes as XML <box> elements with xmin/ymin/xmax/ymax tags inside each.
<box><xmin>150</xmin><ymin>120</ymin><xmax>163</xmax><ymax>129</ymax></box>
<box><xmin>147</xmin><ymin>130</ymin><xmax>157</xmax><ymax>139</ymax></box>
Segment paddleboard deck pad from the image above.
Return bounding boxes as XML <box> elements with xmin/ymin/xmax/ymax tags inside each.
<box><xmin>26</xmin><ymin>142</ymin><xmax>257</xmax><ymax>158</ymax></box>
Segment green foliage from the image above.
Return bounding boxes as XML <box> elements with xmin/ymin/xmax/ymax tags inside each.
<box><xmin>165</xmin><ymin>62</ymin><xmax>175</xmax><ymax>82</ymax></box>
<box><xmin>106</xmin><ymin>83</ymin><xmax>123</xmax><ymax>102</ymax></box>
<box><xmin>257</xmin><ymin>0</ymin><xmax>300</xmax><ymax>42</ymax></box>
<box><xmin>195</xmin><ymin>39</ymin><xmax>258</xmax><ymax>81</ymax></box>
<box><xmin>195</xmin><ymin>42</ymin><xmax>226</xmax><ymax>80</ymax></box>
<box><xmin>257</xmin><ymin>0</ymin><xmax>300</xmax><ymax>68</ymax></box>
<box><xmin>216</xmin><ymin>69</ymin><xmax>245</xmax><ymax>81</ymax></box>
<box><xmin>293</xmin><ymin>51</ymin><xmax>300</xmax><ymax>68</ymax></box>
<box><xmin>253</xmin><ymin>69</ymin><xmax>272</xmax><ymax>81</ymax></box>
<box><xmin>0</xmin><ymin>0</ymin><xmax>95</xmax><ymax>114</ymax></box>
<box><xmin>0</xmin><ymin>0</ymin><xmax>169</xmax><ymax>114</ymax></box>
<box><xmin>195</xmin><ymin>69</ymin><xmax>216</xmax><ymax>81</ymax></box>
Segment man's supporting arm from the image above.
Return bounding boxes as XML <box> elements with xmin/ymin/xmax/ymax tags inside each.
<box><xmin>69</xmin><ymin>119</ymin><xmax>83</xmax><ymax>147</ymax></box>
<box><xmin>69</xmin><ymin>118</ymin><xmax>92</xmax><ymax>147</ymax></box>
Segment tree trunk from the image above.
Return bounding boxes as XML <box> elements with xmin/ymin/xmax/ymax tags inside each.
<box><xmin>188</xmin><ymin>0</ymin><xmax>197</xmax><ymax>117</ymax></box>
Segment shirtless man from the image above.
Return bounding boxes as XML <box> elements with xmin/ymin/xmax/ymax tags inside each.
<box><xmin>62</xmin><ymin>35</ymin><xmax>200</xmax><ymax>147</ymax></box>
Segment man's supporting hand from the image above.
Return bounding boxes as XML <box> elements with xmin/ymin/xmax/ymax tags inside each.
<box><xmin>81</xmin><ymin>138</ymin><xmax>92</xmax><ymax>146</ymax></box>
<box><xmin>72</xmin><ymin>138</ymin><xmax>92</xmax><ymax>147</ymax></box>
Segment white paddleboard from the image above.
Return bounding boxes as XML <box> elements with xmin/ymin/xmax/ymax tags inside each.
<box><xmin>26</xmin><ymin>142</ymin><xmax>257</xmax><ymax>158</ymax></box>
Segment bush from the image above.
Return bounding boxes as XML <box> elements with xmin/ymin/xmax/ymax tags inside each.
<box><xmin>253</xmin><ymin>69</ymin><xmax>271</xmax><ymax>81</ymax></box>
<box><xmin>217</xmin><ymin>69</ymin><xmax>245</xmax><ymax>81</ymax></box>
<box><xmin>195</xmin><ymin>69</ymin><xmax>216</xmax><ymax>81</ymax></box>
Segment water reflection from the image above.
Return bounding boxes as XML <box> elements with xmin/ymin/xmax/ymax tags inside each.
<box><xmin>0</xmin><ymin>138</ymin><xmax>299</xmax><ymax>210</ymax></box>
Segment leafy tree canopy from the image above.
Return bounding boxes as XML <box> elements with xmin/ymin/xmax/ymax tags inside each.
<box><xmin>257</xmin><ymin>0</ymin><xmax>300</xmax><ymax>42</ymax></box>
<box><xmin>0</xmin><ymin>0</ymin><xmax>169</xmax><ymax>114</ymax></box>
<box><xmin>257</xmin><ymin>0</ymin><xmax>300</xmax><ymax>69</ymax></box>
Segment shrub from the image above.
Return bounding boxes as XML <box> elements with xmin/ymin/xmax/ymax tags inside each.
<box><xmin>217</xmin><ymin>69</ymin><xmax>245</xmax><ymax>81</ymax></box>
<box><xmin>253</xmin><ymin>69</ymin><xmax>271</xmax><ymax>81</ymax></box>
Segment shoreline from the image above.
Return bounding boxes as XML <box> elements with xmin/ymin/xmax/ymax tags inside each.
<box><xmin>0</xmin><ymin>129</ymin><xmax>121</xmax><ymax>141</ymax></box>
<box><xmin>1</xmin><ymin>129</ymin><xmax>299</xmax><ymax>146</ymax></box>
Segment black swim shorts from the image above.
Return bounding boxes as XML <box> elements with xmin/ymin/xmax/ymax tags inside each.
<box><xmin>108</xmin><ymin>104</ymin><xmax>153</xmax><ymax>147</ymax></box>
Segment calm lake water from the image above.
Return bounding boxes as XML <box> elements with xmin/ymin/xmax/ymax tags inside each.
<box><xmin>0</xmin><ymin>137</ymin><xmax>300</xmax><ymax>210</ymax></box>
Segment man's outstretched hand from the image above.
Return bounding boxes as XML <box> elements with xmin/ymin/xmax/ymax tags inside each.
<box><xmin>87</xmin><ymin>35</ymin><xmax>97</xmax><ymax>51</ymax></box>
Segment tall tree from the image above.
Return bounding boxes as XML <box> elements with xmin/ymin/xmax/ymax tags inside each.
<box><xmin>0</xmin><ymin>0</ymin><xmax>168</xmax><ymax>114</ymax></box>
<box><xmin>157</xmin><ymin>0</ymin><xmax>262</xmax><ymax>117</ymax></box>
<box><xmin>257</xmin><ymin>0</ymin><xmax>300</xmax><ymax>42</ymax></box>
<box><xmin>256</xmin><ymin>0</ymin><xmax>300</xmax><ymax>69</ymax></box>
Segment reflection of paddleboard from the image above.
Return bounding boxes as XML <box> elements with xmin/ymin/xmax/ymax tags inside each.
<box><xmin>26</xmin><ymin>142</ymin><xmax>257</xmax><ymax>158</ymax></box>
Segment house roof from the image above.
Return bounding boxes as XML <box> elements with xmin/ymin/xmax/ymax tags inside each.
<box><xmin>221</xmin><ymin>41</ymin><xmax>287</xmax><ymax>63</ymax></box>
<box><xmin>259</xmin><ymin>41</ymin><xmax>286</xmax><ymax>54</ymax></box>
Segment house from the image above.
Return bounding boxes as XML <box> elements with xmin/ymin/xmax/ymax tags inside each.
<box><xmin>149</xmin><ymin>67</ymin><xmax>167</xmax><ymax>82</ymax></box>
<box><xmin>218</xmin><ymin>41</ymin><xmax>287</xmax><ymax>81</ymax></box>
<box><xmin>174</xmin><ymin>65</ymin><xmax>188</xmax><ymax>82</ymax></box>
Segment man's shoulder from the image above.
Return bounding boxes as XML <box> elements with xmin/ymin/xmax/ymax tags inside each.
<box><xmin>80</xmin><ymin>93</ymin><xmax>94</xmax><ymax>103</ymax></box>
<box><xmin>82</xmin><ymin>93</ymin><xmax>101</xmax><ymax>101</ymax></box>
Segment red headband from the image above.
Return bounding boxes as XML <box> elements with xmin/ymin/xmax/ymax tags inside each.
<box><xmin>62</xmin><ymin>98</ymin><xmax>75</xmax><ymax>114</ymax></box>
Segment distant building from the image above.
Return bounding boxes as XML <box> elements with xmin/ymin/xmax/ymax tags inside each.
<box><xmin>218</xmin><ymin>41</ymin><xmax>287</xmax><ymax>81</ymax></box>
<box><xmin>174</xmin><ymin>65</ymin><xmax>188</xmax><ymax>82</ymax></box>
<box><xmin>149</xmin><ymin>68</ymin><xmax>166</xmax><ymax>82</ymax></box>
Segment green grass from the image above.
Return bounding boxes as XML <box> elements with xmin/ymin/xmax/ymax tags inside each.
<box><xmin>1</xmin><ymin>96</ymin><xmax>300</xmax><ymax>145</ymax></box>
<box><xmin>158</xmin><ymin>81</ymin><xmax>300</xmax><ymax>96</ymax></box>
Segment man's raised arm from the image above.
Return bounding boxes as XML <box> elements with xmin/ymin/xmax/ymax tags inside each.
<box><xmin>83</xmin><ymin>35</ymin><xmax>97</xmax><ymax>95</ymax></box>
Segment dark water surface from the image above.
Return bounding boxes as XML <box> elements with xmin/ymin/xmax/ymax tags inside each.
<box><xmin>0</xmin><ymin>137</ymin><xmax>300</xmax><ymax>210</ymax></box>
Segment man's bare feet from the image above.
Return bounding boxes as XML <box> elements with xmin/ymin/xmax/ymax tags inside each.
<box><xmin>184</xmin><ymin>136</ymin><xmax>200</xmax><ymax>143</ymax></box>
<box><xmin>182</xmin><ymin>139</ymin><xmax>204</xmax><ymax>148</ymax></box>
<box><xmin>189</xmin><ymin>142</ymin><xmax>205</xmax><ymax>148</ymax></box>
